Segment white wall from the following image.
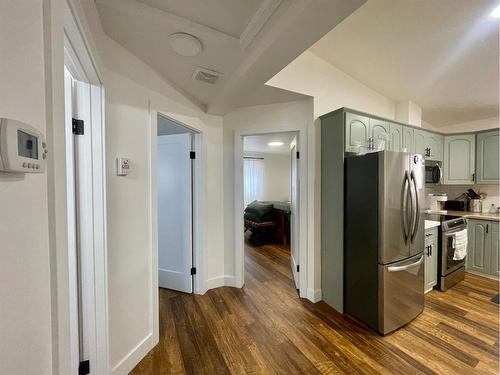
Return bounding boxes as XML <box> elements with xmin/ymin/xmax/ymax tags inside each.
<box><xmin>268</xmin><ymin>50</ymin><xmax>396</xmax><ymax>119</ymax></box>
<box><xmin>95</xmin><ymin>33</ymin><xmax>225</xmax><ymax>373</ymax></box>
<box><xmin>0</xmin><ymin>1</ymin><xmax>53</xmax><ymax>374</ymax></box>
<box><xmin>245</xmin><ymin>152</ymin><xmax>291</xmax><ymax>202</ymax></box>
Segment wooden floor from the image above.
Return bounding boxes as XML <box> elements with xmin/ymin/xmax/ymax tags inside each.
<box><xmin>131</xmin><ymin>236</ymin><xmax>499</xmax><ymax>374</ymax></box>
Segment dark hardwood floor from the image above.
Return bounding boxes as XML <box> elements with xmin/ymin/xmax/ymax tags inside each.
<box><xmin>131</xmin><ymin>235</ymin><xmax>499</xmax><ymax>374</ymax></box>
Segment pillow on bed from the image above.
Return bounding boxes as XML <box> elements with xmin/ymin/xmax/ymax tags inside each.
<box><xmin>244</xmin><ymin>201</ymin><xmax>274</xmax><ymax>222</ymax></box>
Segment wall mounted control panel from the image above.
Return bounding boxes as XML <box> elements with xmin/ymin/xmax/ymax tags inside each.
<box><xmin>0</xmin><ymin>118</ymin><xmax>47</xmax><ymax>173</ymax></box>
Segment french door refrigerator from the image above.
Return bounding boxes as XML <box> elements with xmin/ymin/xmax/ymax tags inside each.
<box><xmin>344</xmin><ymin>151</ymin><xmax>425</xmax><ymax>335</ymax></box>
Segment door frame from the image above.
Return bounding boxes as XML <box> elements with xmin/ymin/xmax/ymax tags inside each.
<box><xmin>149</xmin><ymin>111</ymin><xmax>204</xmax><ymax>344</ymax></box>
<box><xmin>235</xmin><ymin>129</ymin><xmax>308</xmax><ymax>299</ymax></box>
<box><xmin>53</xmin><ymin>2</ymin><xmax>109</xmax><ymax>374</ymax></box>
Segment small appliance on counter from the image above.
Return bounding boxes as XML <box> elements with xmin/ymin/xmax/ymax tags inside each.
<box><xmin>427</xmin><ymin>193</ymin><xmax>447</xmax><ymax>212</ymax></box>
<box><xmin>444</xmin><ymin>200</ymin><xmax>466</xmax><ymax>211</ymax></box>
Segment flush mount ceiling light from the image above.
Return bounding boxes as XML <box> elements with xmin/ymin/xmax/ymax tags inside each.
<box><xmin>491</xmin><ymin>5</ymin><xmax>500</xmax><ymax>18</ymax></box>
<box><xmin>268</xmin><ymin>141</ymin><xmax>284</xmax><ymax>146</ymax></box>
<box><xmin>168</xmin><ymin>32</ymin><xmax>203</xmax><ymax>57</ymax></box>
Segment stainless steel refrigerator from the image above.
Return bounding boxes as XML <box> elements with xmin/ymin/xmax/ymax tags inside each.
<box><xmin>344</xmin><ymin>151</ymin><xmax>425</xmax><ymax>335</ymax></box>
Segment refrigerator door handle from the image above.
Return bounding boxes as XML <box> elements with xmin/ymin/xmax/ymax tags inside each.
<box><xmin>410</xmin><ymin>170</ymin><xmax>420</xmax><ymax>243</ymax></box>
<box><xmin>401</xmin><ymin>171</ymin><xmax>410</xmax><ymax>244</ymax></box>
<box><xmin>387</xmin><ymin>255</ymin><xmax>424</xmax><ymax>272</ymax></box>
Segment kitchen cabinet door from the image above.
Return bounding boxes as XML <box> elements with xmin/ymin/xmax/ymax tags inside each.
<box><xmin>443</xmin><ymin>134</ymin><xmax>475</xmax><ymax>184</ymax></box>
<box><xmin>369</xmin><ymin>118</ymin><xmax>390</xmax><ymax>151</ymax></box>
<box><xmin>402</xmin><ymin>126</ymin><xmax>414</xmax><ymax>153</ymax></box>
<box><xmin>424</xmin><ymin>227</ymin><xmax>438</xmax><ymax>293</ymax></box>
<box><xmin>414</xmin><ymin>129</ymin><xmax>426</xmax><ymax>156</ymax></box>
<box><xmin>476</xmin><ymin>130</ymin><xmax>499</xmax><ymax>184</ymax></box>
<box><xmin>389</xmin><ymin>123</ymin><xmax>403</xmax><ymax>151</ymax></box>
<box><xmin>491</xmin><ymin>223</ymin><xmax>499</xmax><ymax>277</ymax></box>
<box><xmin>345</xmin><ymin>113</ymin><xmax>370</xmax><ymax>152</ymax></box>
<box><xmin>426</xmin><ymin>133</ymin><xmax>443</xmax><ymax>161</ymax></box>
<box><xmin>466</xmin><ymin>220</ymin><xmax>491</xmax><ymax>275</ymax></box>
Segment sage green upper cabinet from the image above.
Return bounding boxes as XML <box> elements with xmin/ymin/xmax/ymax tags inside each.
<box><xmin>369</xmin><ymin>118</ymin><xmax>390</xmax><ymax>151</ymax></box>
<box><xmin>491</xmin><ymin>223</ymin><xmax>499</xmax><ymax>277</ymax></box>
<box><xmin>414</xmin><ymin>129</ymin><xmax>426</xmax><ymax>156</ymax></box>
<box><xmin>413</xmin><ymin>129</ymin><xmax>443</xmax><ymax>160</ymax></box>
<box><xmin>467</xmin><ymin>220</ymin><xmax>491</xmax><ymax>275</ymax></box>
<box><xmin>345</xmin><ymin>113</ymin><xmax>370</xmax><ymax>152</ymax></box>
<box><xmin>402</xmin><ymin>126</ymin><xmax>414</xmax><ymax>153</ymax></box>
<box><xmin>476</xmin><ymin>130</ymin><xmax>499</xmax><ymax>184</ymax></box>
<box><xmin>426</xmin><ymin>133</ymin><xmax>444</xmax><ymax>161</ymax></box>
<box><xmin>443</xmin><ymin>134</ymin><xmax>475</xmax><ymax>184</ymax></box>
<box><xmin>389</xmin><ymin>123</ymin><xmax>403</xmax><ymax>151</ymax></box>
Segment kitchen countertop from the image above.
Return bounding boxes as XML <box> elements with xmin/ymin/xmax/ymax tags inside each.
<box><xmin>425</xmin><ymin>220</ymin><xmax>440</xmax><ymax>229</ymax></box>
<box><xmin>426</xmin><ymin>210</ymin><xmax>500</xmax><ymax>222</ymax></box>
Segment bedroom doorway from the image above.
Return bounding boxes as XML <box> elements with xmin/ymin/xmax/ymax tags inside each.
<box><xmin>242</xmin><ymin>131</ymin><xmax>300</xmax><ymax>290</ymax></box>
<box><xmin>157</xmin><ymin>115</ymin><xmax>197</xmax><ymax>293</ymax></box>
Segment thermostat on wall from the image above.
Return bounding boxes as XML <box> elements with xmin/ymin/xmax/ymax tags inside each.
<box><xmin>0</xmin><ymin>118</ymin><xmax>47</xmax><ymax>173</ymax></box>
<box><xmin>116</xmin><ymin>157</ymin><xmax>130</xmax><ymax>176</ymax></box>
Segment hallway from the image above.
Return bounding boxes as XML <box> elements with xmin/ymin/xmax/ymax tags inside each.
<box><xmin>131</xmin><ymin>238</ymin><xmax>499</xmax><ymax>374</ymax></box>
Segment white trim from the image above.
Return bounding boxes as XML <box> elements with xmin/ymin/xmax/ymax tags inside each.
<box><xmin>111</xmin><ymin>334</ymin><xmax>154</xmax><ymax>375</ymax></box>
<box><xmin>205</xmin><ymin>275</ymin><xmax>239</xmax><ymax>291</ymax></box>
<box><xmin>465</xmin><ymin>270</ymin><xmax>499</xmax><ymax>281</ymax></box>
<box><xmin>234</xmin><ymin>127</ymin><xmax>309</xmax><ymax>299</ymax></box>
<box><xmin>307</xmin><ymin>288</ymin><xmax>322</xmax><ymax>303</ymax></box>
<box><xmin>62</xmin><ymin>2</ymin><xmax>109</xmax><ymax>374</ymax></box>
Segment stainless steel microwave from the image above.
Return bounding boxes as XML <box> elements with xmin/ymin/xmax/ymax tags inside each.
<box><xmin>425</xmin><ymin>160</ymin><xmax>442</xmax><ymax>184</ymax></box>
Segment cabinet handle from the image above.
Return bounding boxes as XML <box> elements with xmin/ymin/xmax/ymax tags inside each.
<box><xmin>425</xmin><ymin>233</ymin><xmax>432</xmax><ymax>237</ymax></box>
<box><xmin>486</xmin><ymin>224</ymin><xmax>489</xmax><ymax>233</ymax></box>
<box><xmin>430</xmin><ymin>244</ymin><xmax>432</xmax><ymax>256</ymax></box>
<box><xmin>472</xmin><ymin>173</ymin><xmax>475</xmax><ymax>182</ymax></box>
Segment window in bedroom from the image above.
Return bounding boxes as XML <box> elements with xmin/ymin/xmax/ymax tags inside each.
<box><xmin>244</xmin><ymin>157</ymin><xmax>264</xmax><ymax>206</ymax></box>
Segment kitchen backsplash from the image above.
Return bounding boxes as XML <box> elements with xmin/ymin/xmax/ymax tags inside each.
<box><xmin>426</xmin><ymin>184</ymin><xmax>500</xmax><ymax>212</ymax></box>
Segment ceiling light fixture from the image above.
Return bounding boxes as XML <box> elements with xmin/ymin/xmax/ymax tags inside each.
<box><xmin>268</xmin><ymin>141</ymin><xmax>284</xmax><ymax>146</ymax></box>
<box><xmin>168</xmin><ymin>32</ymin><xmax>203</xmax><ymax>57</ymax></box>
<box><xmin>491</xmin><ymin>5</ymin><xmax>500</xmax><ymax>18</ymax></box>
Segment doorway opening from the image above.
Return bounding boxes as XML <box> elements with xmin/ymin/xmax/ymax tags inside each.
<box><xmin>156</xmin><ymin>114</ymin><xmax>198</xmax><ymax>294</ymax></box>
<box><xmin>242</xmin><ymin>131</ymin><xmax>300</xmax><ymax>290</ymax></box>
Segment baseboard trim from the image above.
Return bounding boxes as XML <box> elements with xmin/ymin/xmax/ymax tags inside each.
<box><xmin>111</xmin><ymin>333</ymin><xmax>153</xmax><ymax>375</ymax></box>
<box><xmin>307</xmin><ymin>288</ymin><xmax>322</xmax><ymax>303</ymax></box>
<box><xmin>205</xmin><ymin>275</ymin><xmax>239</xmax><ymax>291</ymax></box>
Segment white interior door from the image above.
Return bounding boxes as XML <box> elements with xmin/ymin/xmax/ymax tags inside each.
<box><xmin>290</xmin><ymin>138</ymin><xmax>299</xmax><ymax>289</ymax></box>
<box><xmin>158</xmin><ymin>133</ymin><xmax>193</xmax><ymax>293</ymax></box>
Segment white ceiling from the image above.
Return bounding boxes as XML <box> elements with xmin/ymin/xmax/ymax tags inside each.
<box><xmin>244</xmin><ymin>132</ymin><xmax>296</xmax><ymax>155</ymax></box>
<box><xmin>95</xmin><ymin>0</ymin><xmax>365</xmax><ymax>114</ymax></box>
<box><xmin>309</xmin><ymin>0</ymin><xmax>499</xmax><ymax>127</ymax></box>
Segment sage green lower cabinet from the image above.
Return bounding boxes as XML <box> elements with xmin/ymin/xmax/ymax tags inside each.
<box><xmin>491</xmin><ymin>223</ymin><xmax>499</xmax><ymax>277</ymax></box>
<box><xmin>424</xmin><ymin>227</ymin><xmax>438</xmax><ymax>293</ymax></box>
<box><xmin>476</xmin><ymin>130</ymin><xmax>499</xmax><ymax>184</ymax></box>
<box><xmin>389</xmin><ymin>123</ymin><xmax>403</xmax><ymax>151</ymax></box>
<box><xmin>466</xmin><ymin>220</ymin><xmax>499</xmax><ymax>278</ymax></box>
<box><xmin>443</xmin><ymin>134</ymin><xmax>475</xmax><ymax>184</ymax></box>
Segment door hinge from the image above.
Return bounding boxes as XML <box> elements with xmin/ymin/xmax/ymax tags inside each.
<box><xmin>190</xmin><ymin>267</ymin><xmax>196</xmax><ymax>275</ymax></box>
<box><xmin>79</xmin><ymin>360</ymin><xmax>90</xmax><ymax>375</ymax></box>
<box><xmin>296</xmin><ymin>151</ymin><xmax>300</xmax><ymax>159</ymax></box>
<box><xmin>190</xmin><ymin>151</ymin><xmax>196</xmax><ymax>159</ymax></box>
<box><xmin>72</xmin><ymin>118</ymin><xmax>84</xmax><ymax>135</ymax></box>
<box><xmin>296</xmin><ymin>265</ymin><xmax>300</xmax><ymax>272</ymax></box>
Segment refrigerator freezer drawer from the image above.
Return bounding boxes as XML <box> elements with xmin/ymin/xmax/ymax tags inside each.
<box><xmin>378</xmin><ymin>253</ymin><xmax>424</xmax><ymax>335</ymax></box>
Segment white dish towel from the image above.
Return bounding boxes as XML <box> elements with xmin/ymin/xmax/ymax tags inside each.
<box><xmin>452</xmin><ymin>229</ymin><xmax>468</xmax><ymax>260</ymax></box>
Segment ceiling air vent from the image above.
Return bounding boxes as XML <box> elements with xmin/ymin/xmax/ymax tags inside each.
<box><xmin>192</xmin><ymin>67</ymin><xmax>222</xmax><ymax>84</ymax></box>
